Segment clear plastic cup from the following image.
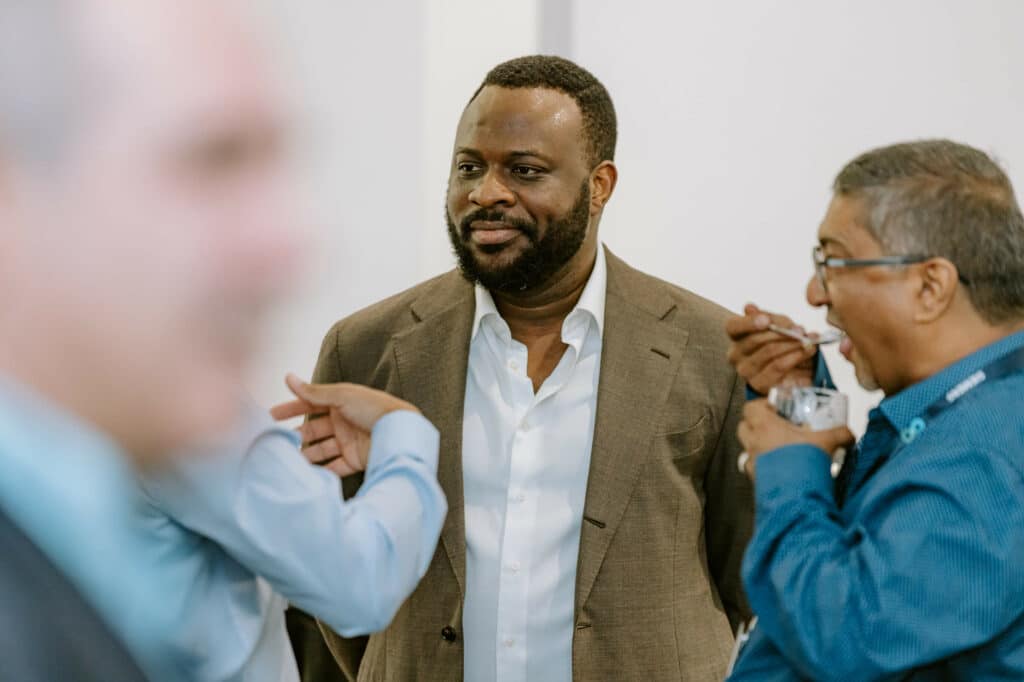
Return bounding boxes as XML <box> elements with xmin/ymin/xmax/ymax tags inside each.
<box><xmin>767</xmin><ymin>385</ymin><xmax>848</xmax><ymax>431</ymax></box>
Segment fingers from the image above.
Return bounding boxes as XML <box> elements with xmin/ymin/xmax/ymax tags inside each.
<box><xmin>285</xmin><ymin>373</ymin><xmax>325</xmax><ymax>405</ymax></box>
<box><xmin>729</xmin><ymin>329</ymin><xmax>807</xmax><ymax>358</ymax></box>
<box><xmin>726</xmin><ymin>305</ymin><xmax>800</xmax><ymax>342</ymax></box>
<box><xmin>742</xmin><ymin>398</ymin><xmax>774</xmax><ymax>421</ymax></box>
<box><xmin>270</xmin><ymin>397</ymin><xmax>325</xmax><ymax>421</ymax></box>
<box><xmin>737</xmin><ymin>400</ymin><xmax>777</xmax><ymax>455</ymax></box>
<box><xmin>749</xmin><ymin>347</ymin><xmax>816</xmax><ymax>392</ymax></box>
<box><xmin>301</xmin><ymin>435</ymin><xmax>341</xmax><ymax>465</ymax></box>
<box><xmin>303</xmin><ymin>445</ymin><xmax>360</xmax><ymax>478</ymax></box>
<box><xmin>735</xmin><ymin>339</ymin><xmax>808</xmax><ymax>378</ymax></box>
<box><xmin>737</xmin><ymin>419</ymin><xmax>752</xmax><ymax>451</ymax></box>
<box><xmin>303</xmin><ymin>435</ymin><xmax>365</xmax><ymax>476</ymax></box>
<box><xmin>281</xmin><ymin>373</ymin><xmax>418</xmax><ymax>432</ymax></box>
<box><xmin>324</xmin><ymin>457</ymin><xmax>359</xmax><ymax>478</ymax></box>
<box><xmin>295</xmin><ymin>415</ymin><xmax>336</xmax><ymax>446</ymax></box>
<box><xmin>726</xmin><ymin>306</ymin><xmax>817</xmax><ymax>395</ymax></box>
<box><xmin>725</xmin><ymin>312</ymin><xmax>771</xmax><ymax>340</ymax></box>
<box><xmin>815</xmin><ymin>425</ymin><xmax>856</xmax><ymax>454</ymax></box>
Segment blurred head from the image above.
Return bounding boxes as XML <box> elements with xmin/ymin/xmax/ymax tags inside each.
<box><xmin>446</xmin><ymin>55</ymin><xmax>618</xmax><ymax>294</ymax></box>
<box><xmin>0</xmin><ymin>0</ymin><xmax>302</xmax><ymax>460</ymax></box>
<box><xmin>806</xmin><ymin>139</ymin><xmax>1024</xmax><ymax>394</ymax></box>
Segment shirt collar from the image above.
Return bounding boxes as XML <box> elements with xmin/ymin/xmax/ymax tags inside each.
<box><xmin>878</xmin><ymin>328</ymin><xmax>1024</xmax><ymax>434</ymax></box>
<box><xmin>471</xmin><ymin>244</ymin><xmax>608</xmax><ymax>344</ymax></box>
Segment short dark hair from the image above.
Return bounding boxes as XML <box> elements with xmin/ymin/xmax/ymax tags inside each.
<box><xmin>470</xmin><ymin>55</ymin><xmax>616</xmax><ymax>168</ymax></box>
<box><xmin>834</xmin><ymin>139</ymin><xmax>1024</xmax><ymax>324</ymax></box>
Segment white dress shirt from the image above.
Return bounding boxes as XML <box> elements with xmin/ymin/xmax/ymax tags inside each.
<box><xmin>462</xmin><ymin>246</ymin><xmax>607</xmax><ymax>682</ymax></box>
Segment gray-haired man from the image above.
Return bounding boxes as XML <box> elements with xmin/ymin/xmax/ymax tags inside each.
<box><xmin>726</xmin><ymin>139</ymin><xmax>1024</xmax><ymax>679</ymax></box>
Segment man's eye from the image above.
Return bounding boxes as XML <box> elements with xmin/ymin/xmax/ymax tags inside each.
<box><xmin>511</xmin><ymin>165</ymin><xmax>543</xmax><ymax>177</ymax></box>
<box><xmin>457</xmin><ymin>162</ymin><xmax>481</xmax><ymax>174</ymax></box>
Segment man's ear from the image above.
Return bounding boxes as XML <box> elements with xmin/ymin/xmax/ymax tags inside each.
<box><xmin>914</xmin><ymin>257</ymin><xmax>960</xmax><ymax>323</ymax></box>
<box><xmin>589</xmin><ymin>160</ymin><xmax>617</xmax><ymax>214</ymax></box>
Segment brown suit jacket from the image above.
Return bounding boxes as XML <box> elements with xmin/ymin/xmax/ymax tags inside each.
<box><xmin>288</xmin><ymin>248</ymin><xmax>754</xmax><ymax>681</ymax></box>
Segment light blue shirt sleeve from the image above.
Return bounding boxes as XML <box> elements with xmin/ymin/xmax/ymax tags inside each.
<box><xmin>140</xmin><ymin>409</ymin><xmax>446</xmax><ymax>637</ymax></box>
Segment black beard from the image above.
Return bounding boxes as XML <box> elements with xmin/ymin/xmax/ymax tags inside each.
<box><xmin>446</xmin><ymin>182</ymin><xmax>590</xmax><ymax>294</ymax></box>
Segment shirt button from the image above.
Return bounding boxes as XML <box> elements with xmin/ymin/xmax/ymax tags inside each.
<box><xmin>441</xmin><ymin>626</ymin><xmax>457</xmax><ymax>642</ymax></box>
<box><xmin>503</xmin><ymin>637</ymin><xmax>516</xmax><ymax>648</ymax></box>
<box><xmin>510</xmin><ymin>491</ymin><xmax>525</xmax><ymax>504</ymax></box>
<box><xmin>508</xmin><ymin>359</ymin><xmax>519</xmax><ymax>372</ymax></box>
<box><xmin>508</xmin><ymin>561</ymin><xmax>521</xmax><ymax>574</ymax></box>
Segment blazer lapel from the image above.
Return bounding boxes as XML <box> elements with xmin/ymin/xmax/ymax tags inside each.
<box><xmin>575</xmin><ymin>249</ymin><xmax>689</xmax><ymax>613</ymax></box>
<box><xmin>392</xmin><ymin>272</ymin><xmax>474</xmax><ymax>596</ymax></box>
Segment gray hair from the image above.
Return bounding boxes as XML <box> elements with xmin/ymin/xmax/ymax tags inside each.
<box><xmin>834</xmin><ymin>139</ymin><xmax>1024</xmax><ymax>325</ymax></box>
<box><xmin>0</xmin><ymin>0</ymin><xmax>78</xmax><ymax>165</ymax></box>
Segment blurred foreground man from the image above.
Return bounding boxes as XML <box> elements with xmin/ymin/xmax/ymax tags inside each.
<box><xmin>1</xmin><ymin>1</ymin><xmax>447</xmax><ymax>680</ymax></box>
<box><xmin>290</xmin><ymin>55</ymin><xmax>754</xmax><ymax>682</ymax></box>
<box><xmin>0</xmin><ymin>0</ymin><xmax>294</xmax><ymax>678</ymax></box>
<box><xmin>725</xmin><ymin>140</ymin><xmax>1024</xmax><ymax>680</ymax></box>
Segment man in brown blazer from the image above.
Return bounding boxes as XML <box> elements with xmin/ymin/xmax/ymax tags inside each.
<box><xmin>288</xmin><ymin>55</ymin><xmax>753</xmax><ymax>681</ymax></box>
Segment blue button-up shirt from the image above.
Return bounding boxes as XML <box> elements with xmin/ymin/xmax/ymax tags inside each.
<box><xmin>137</xmin><ymin>407</ymin><xmax>446</xmax><ymax>682</ymax></box>
<box><xmin>729</xmin><ymin>330</ymin><xmax>1024</xmax><ymax>680</ymax></box>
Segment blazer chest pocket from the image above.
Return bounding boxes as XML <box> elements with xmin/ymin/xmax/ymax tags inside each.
<box><xmin>656</xmin><ymin>413</ymin><xmax>710</xmax><ymax>476</ymax></box>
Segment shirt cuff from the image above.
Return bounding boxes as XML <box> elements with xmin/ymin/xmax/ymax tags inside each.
<box><xmin>366</xmin><ymin>410</ymin><xmax>440</xmax><ymax>474</ymax></box>
<box><xmin>754</xmin><ymin>443</ymin><xmax>833</xmax><ymax>505</ymax></box>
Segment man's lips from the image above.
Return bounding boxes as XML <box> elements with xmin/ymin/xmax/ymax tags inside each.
<box><xmin>826</xmin><ymin>315</ymin><xmax>855</xmax><ymax>360</ymax></box>
<box><xmin>469</xmin><ymin>220</ymin><xmax>521</xmax><ymax>246</ymax></box>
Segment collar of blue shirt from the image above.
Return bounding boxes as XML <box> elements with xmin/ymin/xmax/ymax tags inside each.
<box><xmin>877</xmin><ymin>328</ymin><xmax>1024</xmax><ymax>438</ymax></box>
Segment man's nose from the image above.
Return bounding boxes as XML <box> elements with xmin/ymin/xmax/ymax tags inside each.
<box><xmin>467</xmin><ymin>170</ymin><xmax>515</xmax><ymax>208</ymax></box>
<box><xmin>806</xmin><ymin>273</ymin><xmax>829</xmax><ymax>308</ymax></box>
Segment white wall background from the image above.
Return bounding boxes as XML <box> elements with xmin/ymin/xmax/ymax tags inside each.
<box><xmin>251</xmin><ymin>0</ymin><xmax>1024</xmax><ymax>436</ymax></box>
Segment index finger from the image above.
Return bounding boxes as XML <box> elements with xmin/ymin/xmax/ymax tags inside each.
<box><xmin>727</xmin><ymin>308</ymin><xmax>804</xmax><ymax>340</ymax></box>
<box><xmin>270</xmin><ymin>398</ymin><xmax>326</xmax><ymax>422</ymax></box>
<box><xmin>725</xmin><ymin>312</ymin><xmax>771</xmax><ymax>340</ymax></box>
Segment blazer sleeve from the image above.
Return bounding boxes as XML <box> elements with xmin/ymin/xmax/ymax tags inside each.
<box><xmin>286</xmin><ymin>323</ymin><xmax>366</xmax><ymax>682</ymax></box>
<box><xmin>703</xmin><ymin>370</ymin><xmax>755</xmax><ymax>631</ymax></box>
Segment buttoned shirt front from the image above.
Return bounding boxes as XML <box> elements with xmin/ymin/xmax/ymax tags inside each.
<box><xmin>462</xmin><ymin>247</ymin><xmax>607</xmax><ymax>682</ymax></box>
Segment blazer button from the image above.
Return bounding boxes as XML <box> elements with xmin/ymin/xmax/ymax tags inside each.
<box><xmin>441</xmin><ymin>626</ymin><xmax>457</xmax><ymax>642</ymax></box>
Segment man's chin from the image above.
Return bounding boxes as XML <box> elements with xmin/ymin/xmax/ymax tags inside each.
<box><xmin>841</xmin><ymin>337</ymin><xmax>881</xmax><ymax>392</ymax></box>
<box><xmin>853</xmin><ymin>364</ymin><xmax>881</xmax><ymax>392</ymax></box>
<box><xmin>458</xmin><ymin>245</ymin><xmax>530</xmax><ymax>283</ymax></box>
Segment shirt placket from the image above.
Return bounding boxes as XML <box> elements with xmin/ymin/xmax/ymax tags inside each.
<box><xmin>494</xmin><ymin>339</ymin><xmax>533</xmax><ymax>682</ymax></box>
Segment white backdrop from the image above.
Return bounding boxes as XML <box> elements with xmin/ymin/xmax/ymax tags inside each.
<box><xmin>251</xmin><ymin>0</ymin><xmax>1024</xmax><ymax>435</ymax></box>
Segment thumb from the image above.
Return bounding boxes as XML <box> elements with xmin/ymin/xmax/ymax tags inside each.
<box><xmin>744</xmin><ymin>303</ymin><xmax>762</xmax><ymax>316</ymax></box>
<box><xmin>285</xmin><ymin>373</ymin><xmax>331</xmax><ymax>407</ymax></box>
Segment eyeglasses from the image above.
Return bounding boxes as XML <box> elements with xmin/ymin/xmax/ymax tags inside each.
<box><xmin>811</xmin><ymin>245</ymin><xmax>970</xmax><ymax>293</ymax></box>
